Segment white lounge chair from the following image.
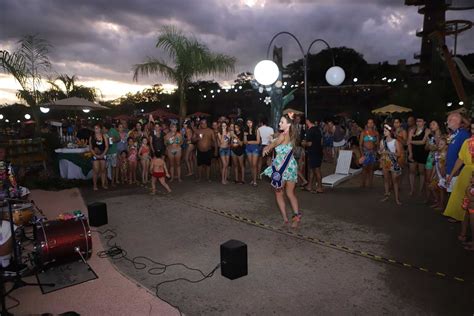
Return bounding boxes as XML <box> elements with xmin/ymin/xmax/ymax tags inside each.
<box><xmin>322</xmin><ymin>150</ymin><xmax>362</xmax><ymax>187</ymax></box>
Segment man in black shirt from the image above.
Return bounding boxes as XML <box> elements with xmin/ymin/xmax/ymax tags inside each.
<box><xmin>76</xmin><ymin>124</ymin><xmax>92</xmax><ymax>144</ymax></box>
<box><xmin>303</xmin><ymin>118</ymin><xmax>324</xmax><ymax>193</ymax></box>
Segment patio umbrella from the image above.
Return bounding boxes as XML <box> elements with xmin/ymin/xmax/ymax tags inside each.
<box><xmin>146</xmin><ymin>109</ymin><xmax>179</xmax><ymax>119</ymax></box>
<box><xmin>46</xmin><ymin>97</ymin><xmax>109</xmax><ymax>111</ymax></box>
<box><xmin>282</xmin><ymin>108</ymin><xmax>304</xmax><ymax>115</ymax></box>
<box><xmin>189</xmin><ymin>112</ymin><xmax>211</xmax><ymax>117</ymax></box>
<box><xmin>372</xmin><ymin>104</ymin><xmax>412</xmax><ymax>115</ymax></box>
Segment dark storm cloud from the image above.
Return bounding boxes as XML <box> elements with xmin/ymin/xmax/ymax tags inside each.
<box><xmin>0</xmin><ymin>0</ymin><xmax>473</xmax><ymax>91</ymax></box>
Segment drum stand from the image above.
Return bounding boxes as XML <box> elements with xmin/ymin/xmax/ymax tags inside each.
<box><xmin>0</xmin><ymin>199</ymin><xmax>54</xmax><ymax>316</ymax></box>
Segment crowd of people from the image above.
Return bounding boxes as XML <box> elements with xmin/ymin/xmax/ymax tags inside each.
<box><xmin>68</xmin><ymin>110</ymin><xmax>474</xmax><ymax>246</ymax></box>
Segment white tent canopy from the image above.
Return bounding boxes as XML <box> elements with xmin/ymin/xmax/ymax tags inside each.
<box><xmin>44</xmin><ymin>97</ymin><xmax>108</xmax><ymax>111</ymax></box>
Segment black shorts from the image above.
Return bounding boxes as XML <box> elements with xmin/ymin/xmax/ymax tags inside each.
<box><xmin>308</xmin><ymin>152</ymin><xmax>323</xmax><ymax>169</ymax></box>
<box><xmin>197</xmin><ymin>149</ymin><xmax>213</xmax><ymax>166</ymax></box>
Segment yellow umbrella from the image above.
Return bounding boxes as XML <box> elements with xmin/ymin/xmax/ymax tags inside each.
<box><xmin>372</xmin><ymin>104</ymin><xmax>412</xmax><ymax>115</ymax></box>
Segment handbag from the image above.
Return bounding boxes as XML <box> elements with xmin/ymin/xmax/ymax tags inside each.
<box><xmin>271</xmin><ymin>150</ymin><xmax>293</xmax><ymax>190</ymax></box>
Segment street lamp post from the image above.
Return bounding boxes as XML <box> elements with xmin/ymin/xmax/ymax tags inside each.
<box><xmin>254</xmin><ymin>31</ymin><xmax>345</xmax><ymax>118</ymax></box>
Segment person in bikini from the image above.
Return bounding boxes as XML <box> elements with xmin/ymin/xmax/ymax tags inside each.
<box><xmin>218</xmin><ymin>121</ymin><xmax>231</xmax><ymax>184</ymax></box>
<box><xmin>127</xmin><ymin>137</ymin><xmax>138</xmax><ymax>184</ymax></box>
<box><xmin>89</xmin><ymin>123</ymin><xmax>109</xmax><ymax>191</ymax></box>
<box><xmin>359</xmin><ymin>118</ymin><xmax>379</xmax><ymax>188</ymax></box>
<box><xmin>184</xmin><ymin>120</ymin><xmax>196</xmax><ymax>176</ymax></box>
<box><xmin>150</xmin><ymin>150</ymin><xmax>171</xmax><ymax>195</ymax></box>
<box><xmin>138</xmin><ymin>137</ymin><xmax>151</xmax><ymax>184</ymax></box>
<box><xmin>164</xmin><ymin>123</ymin><xmax>183</xmax><ymax>182</ymax></box>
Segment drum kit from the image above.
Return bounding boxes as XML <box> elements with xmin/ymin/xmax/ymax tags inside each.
<box><xmin>0</xmin><ymin>198</ymin><xmax>93</xmax><ymax>315</ymax></box>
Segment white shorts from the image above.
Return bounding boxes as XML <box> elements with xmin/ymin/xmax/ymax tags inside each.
<box><xmin>107</xmin><ymin>153</ymin><xmax>118</xmax><ymax>168</ymax></box>
<box><xmin>333</xmin><ymin>140</ymin><xmax>346</xmax><ymax>148</ymax></box>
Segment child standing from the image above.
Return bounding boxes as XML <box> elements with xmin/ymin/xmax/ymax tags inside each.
<box><xmin>139</xmin><ymin>137</ymin><xmax>151</xmax><ymax>184</ymax></box>
<box><xmin>460</xmin><ymin>172</ymin><xmax>474</xmax><ymax>251</ymax></box>
<box><xmin>127</xmin><ymin>137</ymin><xmax>137</xmax><ymax>184</ymax></box>
<box><xmin>150</xmin><ymin>151</ymin><xmax>171</xmax><ymax>194</ymax></box>
<box><xmin>119</xmin><ymin>150</ymin><xmax>128</xmax><ymax>184</ymax></box>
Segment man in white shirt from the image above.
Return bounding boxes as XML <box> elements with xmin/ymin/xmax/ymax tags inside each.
<box><xmin>258</xmin><ymin>118</ymin><xmax>274</xmax><ymax>174</ymax></box>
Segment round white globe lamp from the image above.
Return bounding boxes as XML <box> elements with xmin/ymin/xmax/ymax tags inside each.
<box><xmin>325</xmin><ymin>66</ymin><xmax>345</xmax><ymax>86</ymax></box>
<box><xmin>254</xmin><ymin>60</ymin><xmax>280</xmax><ymax>86</ymax></box>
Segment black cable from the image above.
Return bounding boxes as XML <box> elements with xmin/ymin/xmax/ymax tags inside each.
<box><xmin>6</xmin><ymin>294</ymin><xmax>20</xmax><ymax>311</ymax></box>
<box><xmin>93</xmin><ymin>228</ymin><xmax>220</xmax><ymax>315</ymax></box>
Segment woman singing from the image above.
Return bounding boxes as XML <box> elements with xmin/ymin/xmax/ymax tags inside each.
<box><xmin>262</xmin><ymin>113</ymin><xmax>301</xmax><ymax>229</ymax></box>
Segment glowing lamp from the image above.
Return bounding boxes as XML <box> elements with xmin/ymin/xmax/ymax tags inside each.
<box><xmin>254</xmin><ymin>60</ymin><xmax>279</xmax><ymax>86</ymax></box>
<box><xmin>325</xmin><ymin>66</ymin><xmax>345</xmax><ymax>86</ymax></box>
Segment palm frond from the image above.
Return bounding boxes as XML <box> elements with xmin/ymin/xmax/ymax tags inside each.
<box><xmin>17</xmin><ymin>34</ymin><xmax>52</xmax><ymax>89</ymax></box>
<box><xmin>0</xmin><ymin>50</ymin><xmax>28</xmax><ymax>89</ymax></box>
<box><xmin>156</xmin><ymin>25</ymin><xmax>189</xmax><ymax>61</ymax></box>
<box><xmin>132</xmin><ymin>57</ymin><xmax>176</xmax><ymax>82</ymax></box>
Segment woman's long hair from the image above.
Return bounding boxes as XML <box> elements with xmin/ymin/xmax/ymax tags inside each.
<box><xmin>245</xmin><ymin>119</ymin><xmax>256</xmax><ymax>135</ymax></box>
<box><xmin>282</xmin><ymin>114</ymin><xmax>299</xmax><ymax>148</ymax></box>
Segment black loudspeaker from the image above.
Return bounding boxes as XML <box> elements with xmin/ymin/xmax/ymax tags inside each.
<box><xmin>220</xmin><ymin>240</ymin><xmax>248</xmax><ymax>280</ymax></box>
<box><xmin>87</xmin><ymin>202</ymin><xmax>108</xmax><ymax>227</ymax></box>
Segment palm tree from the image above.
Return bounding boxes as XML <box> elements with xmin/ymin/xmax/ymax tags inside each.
<box><xmin>133</xmin><ymin>26</ymin><xmax>236</xmax><ymax>118</ymax></box>
<box><xmin>47</xmin><ymin>74</ymin><xmax>100</xmax><ymax>101</ymax></box>
<box><xmin>0</xmin><ymin>34</ymin><xmax>52</xmax><ymax>132</ymax></box>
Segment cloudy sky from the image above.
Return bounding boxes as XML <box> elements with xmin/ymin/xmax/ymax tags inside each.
<box><xmin>0</xmin><ymin>0</ymin><xmax>473</xmax><ymax>104</ymax></box>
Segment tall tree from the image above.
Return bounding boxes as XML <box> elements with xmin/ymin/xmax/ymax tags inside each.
<box><xmin>133</xmin><ymin>26</ymin><xmax>236</xmax><ymax>118</ymax></box>
<box><xmin>0</xmin><ymin>34</ymin><xmax>52</xmax><ymax>132</ymax></box>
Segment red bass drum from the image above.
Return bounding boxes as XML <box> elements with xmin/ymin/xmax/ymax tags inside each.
<box><xmin>35</xmin><ymin>217</ymin><xmax>92</xmax><ymax>267</ymax></box>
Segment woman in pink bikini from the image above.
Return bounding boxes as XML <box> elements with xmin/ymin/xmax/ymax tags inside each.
<box><xmin>164</xmin><ymin>123</ymin><xmax>183</xmax><ymax>182</ymax></box>
<box><xmin>138</xmin><ymin>137</ymin><xmax>151</xmax><ymax>184</ymax></box>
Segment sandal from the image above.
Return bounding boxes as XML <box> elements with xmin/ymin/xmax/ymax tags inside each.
<box><xmin>291</xmin><ymin>212</ymin><xmax>302</xmax><ymax>228</ymax></box>
<box><xmin>458</xmin><ymin>234</ymin><xmax>467</xmax><ymax>242</ymax></box>
<box><xmin>380</xmin><ymin>193</ymin><xmax>390</xmax><ymax>202</ymax></box>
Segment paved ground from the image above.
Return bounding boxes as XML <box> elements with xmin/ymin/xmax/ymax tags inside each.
<box><xmin>83</xmin><ymin>165</ymin><xmax>474</xmax><ymax>315</ymax></box>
